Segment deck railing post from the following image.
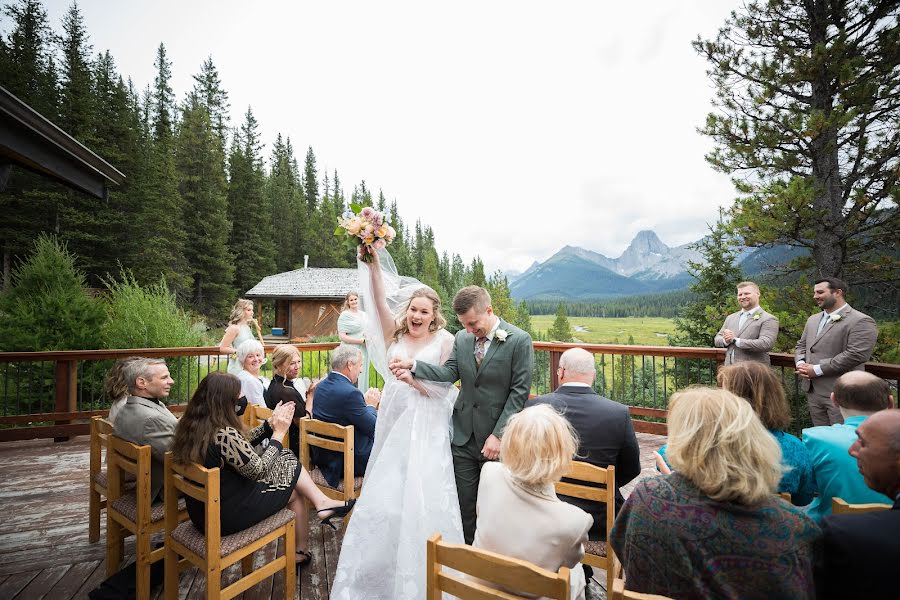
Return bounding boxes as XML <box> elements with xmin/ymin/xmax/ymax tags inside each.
<box><xmin>54</xmin><ymin>359</ymin><xmax>77</xmax><ymax>442</ymax></box>
<box><xmin>549</xmin><ymin>349</ymin><xmax>561</xmax><ymax>391</ymax></box>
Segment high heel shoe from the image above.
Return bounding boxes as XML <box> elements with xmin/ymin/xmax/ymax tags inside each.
<box><xmin>295</xmin><ymin>549</ymin><xmax>312</xmax><ymax>571</ymax></box>
<box><xmin>317</xmin><ymin>499</ymin><xmax>356</xmax><ymax>530</ymax></box>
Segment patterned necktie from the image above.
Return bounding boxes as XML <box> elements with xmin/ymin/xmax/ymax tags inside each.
<box><xmin>475</xmin><ymin>336</ymin><xmax>488</xmax><ymax>368</ymax></box>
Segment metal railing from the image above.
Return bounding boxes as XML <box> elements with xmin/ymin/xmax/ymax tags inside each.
<box><xmin>1</xmin><ymin>343</ymin><xmax>897</xmax><ymax>441</ymax></box>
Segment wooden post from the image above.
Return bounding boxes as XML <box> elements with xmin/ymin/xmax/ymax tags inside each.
<box><xmin>549</xmin><ymin>350</ymin><xmax>561</xmax><ymax>391</ymax></box>
<box><xmin>54</xmin><ymin>359</ymin><xmax>77</xmax><ymax>442</ymax></box>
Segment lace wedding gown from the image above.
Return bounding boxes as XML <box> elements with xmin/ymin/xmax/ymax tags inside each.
<box><xmin>330</xmin><ymin>330</ymin><xmax>464</xmax><ymax>600</ymax></box>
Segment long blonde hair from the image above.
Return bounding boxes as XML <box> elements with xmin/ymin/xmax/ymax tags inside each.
<box><xmin>392</xmin><ymin>287</ymin><xmax>446</xmax><ymax>341</ymax></box>
<box><xmin>271</xmin><ymin>344</ymin><xmax>300</xmax><ymax>378</ymax></box>
<box><xmin>666</xmin><ymin>387</ymin><xmax>782</xmax><ymax>505</ymax></box>
<box><xmin>229</xmin><ymin>299</ymin><xmax>254</xmax><ymax>325</ymax></box>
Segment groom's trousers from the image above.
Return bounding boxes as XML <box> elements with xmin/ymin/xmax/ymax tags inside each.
<box><xmin>453</xmin><ymin>436</ymin><xmax>489</xmax><ymax>544</ymax></box>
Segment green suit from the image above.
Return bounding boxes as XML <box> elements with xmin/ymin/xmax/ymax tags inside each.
<box><xmin>413</xmin><ymin>318</ymin><xmax>534</xmax><ymax>542</ymax></box>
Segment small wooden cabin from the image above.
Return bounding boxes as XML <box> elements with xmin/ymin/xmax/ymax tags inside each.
<box><xmin>245</xmin><ymin>267</ymin><xmax>358</xmax><ymax>340</ymax></box>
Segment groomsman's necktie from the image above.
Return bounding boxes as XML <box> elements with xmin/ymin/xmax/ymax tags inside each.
<box><xmin>738</xmin><ymin>311</ymin><xmax>749</xmax><ymax>331</ymax></box>
<box><xmin>816</xmin><ymin>312</ymin><xmax>830</xmax><ymax>336</ymax></box>
<box><xmin>475</xmin><ymin>336</ymin><xmax>488</xmax><ymax>368</ymax></box>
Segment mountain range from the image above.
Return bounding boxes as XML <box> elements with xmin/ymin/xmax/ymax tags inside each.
<box><xmin>508</xmin><ymin>230</ymin><xmax>802</xmax><ymax>300</ymax></box>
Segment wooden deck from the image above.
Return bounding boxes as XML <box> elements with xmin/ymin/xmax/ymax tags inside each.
<box><xmin>0</xmin><ymin>433</ymin><xmax>665</xmax><ymax>599</ymax></box>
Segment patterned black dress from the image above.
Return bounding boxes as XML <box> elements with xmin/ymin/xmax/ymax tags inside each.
<box><xmin>186</xmin><ymin>421</ymin><xmax>301</xmax><ymax>535</ymax></box>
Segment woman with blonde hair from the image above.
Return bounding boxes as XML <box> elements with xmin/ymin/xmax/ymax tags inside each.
<box><xmin>472</xmin><ymin>404</ymin><xmax>592</xmax><ymax>600</ymax></box>
<box><xmin>611</xmin><ymin>387</ymin><xmax>820</xmax><ymax>599</ymax></box>
<box><xmin>263</xmin><ymin>344</ymin><xmax>308</xmax><ymax>455</ymax></box>
<box><xmin>337</xmin><ymin>291</ymin><xmax>370</xmax><ymax>392</ymax></box>
<box><xmin>219</xmin><ymin>299</ymin><xmax>263</xmax><ymax>375</ymax></box>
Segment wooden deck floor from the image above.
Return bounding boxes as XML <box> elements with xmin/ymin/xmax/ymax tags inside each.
<box><xmin>0</xmin><ymin>433</ymin><xmax>665</xmax><ymax>599</ymax></box>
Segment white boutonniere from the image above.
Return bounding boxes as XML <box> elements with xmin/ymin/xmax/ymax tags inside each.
<box><xmin>830</xmin><ymin>313</ymin><xmax>843</xmax><ymax>323</ymax></box>
<box><xmin>752</xmin><ymin>313</ymin><xmax>761</xmax><ymax>320</ymax></box>
<box><xmin>494</xmin><ymin>329</ymin><xmax>509</xmax><ymax>343</ymax></box>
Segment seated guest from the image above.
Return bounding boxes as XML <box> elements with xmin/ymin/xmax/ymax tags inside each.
<box><xmin>103</xmin><ymin>356</ymin><xmax>140</xmax><ymax>425</ymax></box>
<box><xmin>816</xmin><ymin>409</ymin><xmax>900</xmax><ymax>600</ymax></box>
<box><xmin>311</xmin><ymin>346</ymin><xmax>381</xmax><ymax>487</ymax></box>
<box><xmin>525</xmin><ymin>347</ymin><xmax>641</xmax><ymax>538</ymax></box>
<box><xmin>235</xmin><ymin>339</ymin><xmax>269</xmax><ymax>408</ymax></box>
<box><xmin>264</xmin><ymin>344</ymin><xmax>308</xmax><ymax>455</ymax></box>
<box><xmin>658</xmin><ymin>362</ymin><xmax>816</xmax><ymax>505</ymax></box>
<box><xmin>474</xmin><ymin>404</ymin><xmax>592</xmax><ymax>600</ymax></box>
<box><xmin>113</xmin><ymin>358</ymin><xmax>178</xmax><ymax>501</ymax></box>
<box><xmin>612</xmin><ymin>387</ymin><xmax>820</xmax><ymax>599</ymax></box>
<box><xmin>171</xmin><ymin>372</ymin><xmax>354</xmax><ymax>568</ymax></box>
<box><xmin>803</xmin><ymin>371</ymin><xmax>893</xmax><ymax>521</ymax></box>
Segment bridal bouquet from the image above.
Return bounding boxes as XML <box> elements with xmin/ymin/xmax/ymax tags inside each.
<box><xmin>335</xmin><ymin>204</ymin><xmax>397</xmax><ymax>262</ymax></box>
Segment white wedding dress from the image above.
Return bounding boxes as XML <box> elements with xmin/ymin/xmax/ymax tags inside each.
<box><xmin>330</xmin><ymin>316</ymin><xmax>464</xmax><ymax>598</ymax></box>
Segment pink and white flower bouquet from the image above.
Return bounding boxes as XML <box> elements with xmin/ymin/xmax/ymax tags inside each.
<box><xmin>335</xmin><ymin>204</ymin><xmax>397</xmax><ymax>262</ymax></box>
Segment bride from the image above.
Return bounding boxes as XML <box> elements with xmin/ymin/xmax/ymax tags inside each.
<box><xmin>329</xmin><ymin>247</ymin><xmax>464</xmax><ymax>600</ymax></box>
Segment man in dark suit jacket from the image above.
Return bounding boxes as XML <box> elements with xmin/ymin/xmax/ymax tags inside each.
<box><xmin>816</xmin><ymin>409</ymin><xmax>900</xmax><ymax>599</ymax></box>
<box><xmin>525</xmin><ymin>347</ymin><xmax>641</xmax><ymax>540</ymax></box>
<box><xmin>311</xmin><ymin>345</ymin><xmax>381</xmax><ymax>487</ymax></box>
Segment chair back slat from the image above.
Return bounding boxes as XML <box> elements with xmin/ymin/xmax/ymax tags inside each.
<box><xmin>831</xmin><ymin>497</ymin><xmax>892</xmax><ymax>514</ymax></box>
<box><xmin>248</xmin><ymin>404</ymin><xmax>289</xmax><ymax>446</ymax></box>
<box><xmin>437</xmin><ymin>572</ymin><xmax>534</xmax><ymax>600</ymax></box>
<box><xmin>611</xmin><ymin>578</ymin><xmax>675</xmax><ymax>600</ymax></box>
<box><xmin>554</xmin><ymin>480</ymin><xmax>608</xmax><ymax>502</ymax></box>
<box><xmin>428</xmin><ymin>534</ymin><xmax>569</xmax><ymax>599</ymax></box>
<box><xmin>303</xmin><ymin>419</ymin><xmax>352</xmax><ymax>438</ymax></box>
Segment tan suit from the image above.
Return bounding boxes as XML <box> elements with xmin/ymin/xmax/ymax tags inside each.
<box><xmin>113</xmin><ymin>395</ymin><xmax>178</xmax><ymax>501</ymax></box>
<box><xmin>473</xmin><ymin>462</ymin><xmax>592</xmax><ymax>600</ymax></box>
<box><xmin>714</xmin><ymin>307</ymin><xmax>779</xmax><ymax>365</ymax></box>
<box><xmin>795</xmin><ymin>305</ymin><xmax>878</xmax><ymax>426</ymax></box>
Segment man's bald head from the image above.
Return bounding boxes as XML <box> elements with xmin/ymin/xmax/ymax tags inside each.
<box><xmin>832</xmin><ymin>371</ymin><xmax>892</xmax><ymax>413</ymax></box>
<box><xmin>558</xmin><ymin>348</ymin><xmax>596</xmax><ymax>386</ymax></box>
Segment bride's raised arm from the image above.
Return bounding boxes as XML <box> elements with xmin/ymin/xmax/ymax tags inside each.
<box><xmin>365</xmin><ymin>248</ymin><xmax>397</xmax><ymax>346</ymax></box>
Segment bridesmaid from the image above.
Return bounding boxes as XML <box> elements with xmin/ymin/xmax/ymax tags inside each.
<box><xmin>337</xmin><ymin>291</ymin><xmax>369</xmax><ymax>392</ymax></box>
<box><xmin>220</xmin><ymin>299</ymin><xmax>259</xmax><ymax>375</ymax></box>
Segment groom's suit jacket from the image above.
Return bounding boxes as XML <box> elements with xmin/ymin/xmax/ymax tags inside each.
<box><xmin>414</xmin><ymin>319</ymin><xmax>534</xmax><ymax>448</ymax></box>
<box><xmin>713</xmin><ymin>308</ymin><xmax>779</xmax><ymax>365</ymax></box>
<box><xmin>794</xmin><ymin>306</ymin><xmax>877</xmax><ymax>396</ymax></box>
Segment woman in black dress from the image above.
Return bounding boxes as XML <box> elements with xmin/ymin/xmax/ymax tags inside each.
<box><xmin>264</xmin><ymin>345</ymin><xmax>308</xmax><ymax>456</ymax></box>
<box><xmin>172</xmin><ymin>372</ymin><xmax>353</xmax><ymax>568</ymax></box>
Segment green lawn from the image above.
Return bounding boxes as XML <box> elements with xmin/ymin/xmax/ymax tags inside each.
<box><xmin>531</xmin><ymin>316</ymin><xmax>676</xmax><ymax>345</ymax></box>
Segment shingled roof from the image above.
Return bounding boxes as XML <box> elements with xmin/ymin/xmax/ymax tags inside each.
<box><xmin>245</xmin><ymin>267</ymin><xmax>358</xmax><ymax>299</ymax></box>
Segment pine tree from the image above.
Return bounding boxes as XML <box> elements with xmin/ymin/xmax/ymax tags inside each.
<box><xmin>132</xmin><ymin>43</ymin><xmax>190</xmax><ymax>294</ymax></box>
<box><xmin>547</xmin><ymin>303</ymin><xmax>573</xmax><ymax>343</ymax></box>
<box><xmin>486</xmin><ymin>271</ymin><xmax>513</xmax><ymax>319</ymax></box>
<box><xmin>266</xmin><ymin>134</ymin><xmax>304</xmax><ymax>271</ymax></box>
<box><xmin>672</xmin><ymin>209</ymin><xmax>744</xmax><ymax>347</ymax></box>
<box><xmin>228</xmin><ymin>107</ymin><xmax>275</xmax><ymax>293</ymax></box>
<box><xmin>511</xmin><ymin>300</ymin><xmax>534</xmax><ymax>336</ymax></box>
<box><xmin>176</xmin><ymin>92</ymin><xmax>235</xmax><ymax>315</ymax></box>
<box><xmin>191</xmin><ymin>56</ymin><xmax>230</xmax><ymax>146</ymax></box>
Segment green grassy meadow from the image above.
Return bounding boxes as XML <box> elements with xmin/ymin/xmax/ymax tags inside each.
<box><xmin>530</xmin><ymin>316</ymin><xmax>676</xmax><ymax>345</ymax></box>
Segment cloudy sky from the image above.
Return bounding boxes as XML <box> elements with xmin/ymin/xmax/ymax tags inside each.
<box><xmin>43</xmin><ymin>0</ymin><xmax>740</xmax><ymax>273</ymax></box>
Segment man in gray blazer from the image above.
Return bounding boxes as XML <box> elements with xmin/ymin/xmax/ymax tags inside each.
<box><xmin>390</xmin><ymin>286</ymin><xmax>534</xmax><ymax>544</ymax></box>
<box><xmin>796</xmin><ymin>277</ymin><xmax>878</xmax><ymax>426</ymax></box>
<box><xmin>714</xmin><ymin>281</ymin><xmax>779</xmax><ymax>365</ymax></box>
<box><xmin>113</xmin><ymin>357</ymin><xmax>178</xmax><ymax>501</ymax></box>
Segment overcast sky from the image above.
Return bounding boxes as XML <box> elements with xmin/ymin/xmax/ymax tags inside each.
<box><xmin>42</xmin><ymin>0</ymin><xmax>740</xmax><ymax>273</ymax></box>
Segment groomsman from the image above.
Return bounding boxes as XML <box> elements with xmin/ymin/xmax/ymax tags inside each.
<box><xmin>714</xmin><ymin>281</ymin><xmax>779</xmax><ymax>365</ymax></box>
<box><xmin>796</xmin><ymin>277</ymin><xmax>878</xmax><ymax>426</ymax></box>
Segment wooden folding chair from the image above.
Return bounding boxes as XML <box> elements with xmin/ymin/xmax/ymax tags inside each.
<box><xmin>610</xmin><ymin>578</ymin><xmax>675</xmax><ymax>600</ymax></box>
<box><xmin>426</xmin><ymin>532</ymin><xmax>570</xmax><ymax>599</ymax></box>
<box><xmin>247</xmin><ymin>404</ymin><xmax>289</xmax><ymax>447</ymax></box>
<box><xmin>89</xmin><ymin>416</ymin><xmax>114</xmax><ymax>543</ymax></box>
<box><xmin>107</xmin><ymin>435</ymin><xmax>186</xmax><ymax>600</ymax></box>
<box><xmin>554</xmin><ymin>461</ymin><xmax>618</xmax><ymax>594</ymax></box>
<box><xmin>164</xmin><ymin>453</ymin><xmax>295</xmax><ymax>600</ymax></box>
<box><xmin>300</xmin><ymin>418</ymin><xmax>361</xmax><ymax>522</ymax></box>
<box><xmin>831</xmin><ymin>496</ymin><xmax>892</xmax><ymax>514</ymax></box>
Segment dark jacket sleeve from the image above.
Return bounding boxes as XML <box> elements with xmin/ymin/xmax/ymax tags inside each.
<box><xmin>616</xmin><ymin>412</ymin><xmax>642</xmax><ymax>488</ymax></box>
<box><xmin>493</xmin><ymin>331</ymin><xmax>534</xmax><ymax>438</ymax></box>
<box><xmin>345</xmin><ymin>390</ymin><xmax>377</xmax><ymax>438</ymax></box>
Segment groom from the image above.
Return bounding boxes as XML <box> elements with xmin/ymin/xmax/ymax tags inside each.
<box><xmin>390</xmin><ymin>285</ymin><xmax>534</xmax><ymax>543</ymax></box>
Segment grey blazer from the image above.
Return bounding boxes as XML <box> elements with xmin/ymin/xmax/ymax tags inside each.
<box><xmin>112</xmin><ymin>395</ymin><xmax>178</xmax><ymax>501</ymax></box>
<box><xmin>795</xmin><ymin>306</ymin><xmax>878</xmax><ymax>396</ymax></box>
<box><xmin>714</xmin><ymin>308</ymin><xmax>779</xmax><ymax>365</ymax></box>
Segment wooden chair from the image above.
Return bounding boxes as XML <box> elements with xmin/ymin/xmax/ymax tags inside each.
<box><xmin>554</xmin><ymin>461</ymin><xmax>618</xmax><ymax>594</ymax></box>
<box><xmin>88</xmin><ymin>416</ymin><xmax>114</xmax><ymax>543</ymax></box>
<box><xmin>831</xmin><ymin>497</ymin><xmax>893</xmax><ymax>514</ymax></box>
<box><xmin>610</xmin><ymin>578</ymin><xmax>675</xmax><ymax>600</ymax></box>
<box><xmin>164</xmin><ymin>453</ymin><xmax>295</xmax><ymax>600</ymax></box>
<box><xmin>246</xmin><ymin>404</ymin><xmax>289</xmax><ymax>447</ymax></box>
<box><xmin>300</xmin><ymin>418</ymin><xmax>362</xmax><ymax>522</ymax></box>
<box><xmin>106</xmin><ymin>435</ymin><xmax>186</xmax><ymax>600</ymax></box>
<box><xmin>426</xmin><ymin>533</ymin><xmax>570</xmax><ymax>600</ymax></box>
